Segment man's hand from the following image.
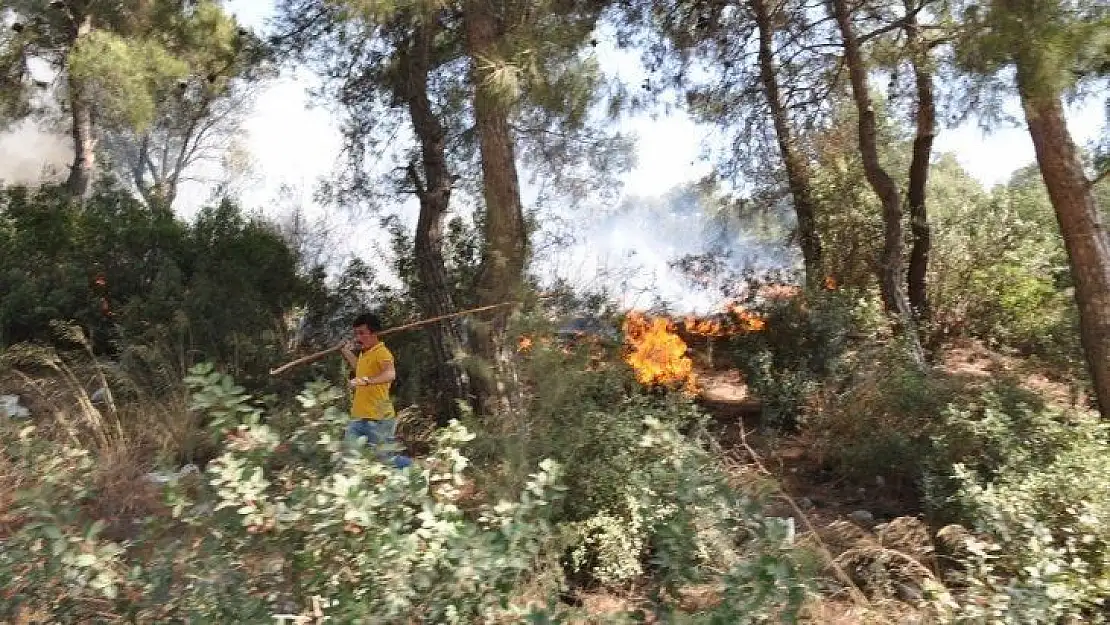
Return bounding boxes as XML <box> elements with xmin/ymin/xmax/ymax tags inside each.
<box><xmin>348</xmin><ymin>376</ymin><xmax>372</xmax><ymax>388</ymax></box>
<box><xmin>338</xmin><ymin>340</ymin><xmax>359</xmax><ymax>371</ymax></box>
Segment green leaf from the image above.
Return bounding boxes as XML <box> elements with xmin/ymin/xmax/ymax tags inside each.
<box><xmin>43</xmin><ymin>524</ymin><xmax>63</xmax><ymax>541</ymax></box>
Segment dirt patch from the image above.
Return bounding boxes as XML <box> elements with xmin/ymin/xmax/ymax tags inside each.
<box><xmin>694</xmin><ymin>367</ymin><xmax>763</xmax><ymax>426</ymax></box>
<box><xmin>692</xmin><ymin>357</ymin><xmax>923</xmax><ymax>549</ymax></box>
<box><xmin>939</xmin><ymin>339</ymin><xmax>1086</xmax><ymax>408</ymax></box>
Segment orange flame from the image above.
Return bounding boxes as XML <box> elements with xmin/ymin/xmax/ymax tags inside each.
<box><xmin>517</xmin><ymin>335</ymin><xmax>533</xmax><ymax>352</ymax></box>
<box><xmin>684</xmin><ymin>315</ymin><xmax>727</xmax><ymax>337</ymax></box>
<box><xmin>679</xmin><ymin>304</ymin><xmax>766</xmax><ymax>335</ymax></box>
<box><xmin>729</xmin><ymin>305</ymin><xmax>766</xmax><ymax>332</ymax></box>
<box><xmin>623</xmin><ymin>312</ymin><xmax>696</xmax><ymax>392</ymax></box>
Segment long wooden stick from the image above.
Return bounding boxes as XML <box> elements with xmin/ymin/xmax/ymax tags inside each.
<box><xmin>268</xmin><ymin>345</ymin><xmax>343</xmax><ymax>376</ymax></box>
<box><xmin>269</xmin><ymin>300</ymin><xmax>522</xmax><ymax>375</ymax></box>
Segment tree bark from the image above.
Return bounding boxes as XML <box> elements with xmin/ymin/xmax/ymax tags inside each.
<box><xmin>1016</xmin><ymin>84</ymin><xmax>1110</xmax><ymax>419</ymax></box>
<box><xmin>402</xmin><ymin>21</ymin><xmax>472</xmax><ymax>425</ymax></box>
<box><xmin>66</xmin><ymin>14</ymin><xmax>96</xmax><ymax>199</ymax></box>
<box><xmin>752</xmin><ymin>0</ymin><xmax>822</xmax><ymax>289</ymax></box>
<box><xmin>463</xmin><ymin>0</ymin><xmax>528</xmax><ymax>417</ymax></box>
<box><xmin>903</xmin><ymin>0</ymin><xmax>934</xmax><ymax>321</ymax></box>
<box><xmin>831</xmin><ymin>0</ymin><xmax>924</xmax><ymax>366</ymax></box>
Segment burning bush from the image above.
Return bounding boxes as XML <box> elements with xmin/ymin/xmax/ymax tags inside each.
<box><xmin>622</xmin><ymin>312</ymin><xmax>696</xmax><ymax>393</ymax></box>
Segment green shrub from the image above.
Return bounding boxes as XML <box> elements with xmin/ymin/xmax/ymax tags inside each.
<box><xmin>1</xmin><ymin>368</ymin><xmax>569</xmax><ymax>622</ymax></box>
<box><xmin>1</xmin><ymin>353</ymin><xmax>820</xmax><ymax>623</ymax></box>
<box><xmin>726</xmin><ymin>289</ymin><xmax>883</xmax><ymax>430</ymax></box>
<box><xmin>925</xmin><ymin>160</ymin><xmax>1084</xmax><ymax>377</ymax></box>
<box><xmin>808</xmin><ymin>345</ymin><xmax>957</xmax><ymax>489</ymax></box>
<box><xmin>472</xmin><ymin>331</ymin><xmax>720</xmax><ymax>586</ymax></box>
<box><xmin>561</xmin><ymin>415</ymin><xmax>812</xmax><ymax>622</ymax></box>
<box><xmin>174</xmin><ymin>368</ymin><xmax>569</xmax><ymax>622</ymax></box>
<box><xmin>435</xmin><ymin>328</ymin><xmax>813</xmax><ymax>616</ymax></box>
<box><xmin>0</xmin><ymin>184</ymin><xmax>306</xmax><ymax>385</ymax></box>
<box><xmin>812</xmin><ymin>366</ymin><xmax>1110</xmax><ymax>621</ymax></box>
<box><xmin>0</xmin><ymin>426</ymin><xmax>131</xmax><ymax>619</ymax></box>
<box><xmin>932</xmin><ymin>402</ymin><xmax>1110</xmax><ymax>622</ymax></box>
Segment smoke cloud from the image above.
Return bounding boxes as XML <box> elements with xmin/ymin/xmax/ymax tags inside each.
<box><xmin>540</xmin><ymin>185</ymin><xmax>798</xmax><ymax>314</ymax></box>
<box><xmin>0</xmin><ymin>119</ymin><xmax>71</xmax><ymax>187</ymax></box>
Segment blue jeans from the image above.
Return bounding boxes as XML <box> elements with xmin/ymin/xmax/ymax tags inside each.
<box><xmin>344</xmin><ymin>418</ymin><xmax>413</xmax><ymax>469</ymax></box>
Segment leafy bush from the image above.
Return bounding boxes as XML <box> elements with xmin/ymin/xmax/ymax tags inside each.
<box><xmin>0</xmin><ymin>426</ymin><xmax>132</xmax><ymax>618</ymax></box>
<box><xmin>0</xmin><ymin>368</ymin><xmax>570</xmax><ymax>622</ymax></box>
<box><xmin>1</xmin><ymin>350</ymin><xmax>820</xmax><ymax>623</ymax></box>
<box><xmin>726</xmin><ymin>288</ymin><xmax>883</xmax><ymax>430</ymax></box>
<box><xmin>174</xmin><ymin>366</ymin><xmax>570</xmax><ymax>622</ymax></box>
<box><xmin>485</xmin><ymin>331</ymin><xmax>811</xmax><ymax>613</ymax></box>
<box><xmin>809</xmin><ymin>357</ymin><xmax>1110</xmax><ymax>621</ymax></box>
<box><xmin>807</xmin><ymin>345</ymin><xmax>955</xmax><ymax>489</ymax></box>
<box><xmin>0</xmin><ymin>184</ymin><xmax>305</xmax><ymax>383</ymax></box>
<box><xmin>932</xmin><ymin>401</ymin><xmax>1110</xmax><ymax>622</ymax></box>
<box><xmin>926</xmin><ymin>159</ymin><xmax>1083</xmax><ymax>376</ymax></box>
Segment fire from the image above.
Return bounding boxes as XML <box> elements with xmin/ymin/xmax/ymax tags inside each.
<box><xmin>621</xmin><ymin>301</ymin><xmax>769</xmax><ymax>393</ymax></box>
<box><xmin>622</xmin><ymin>312</ymin><xmax>696</xmax><ymax>392</ymax></box>
<box><xmin>517</xmin><ymin>335</ymin><xmax>533</xmax><ymax>352</ymax></box>
<box><xmin>682</xmin><ymin>305</ymin><xmax>766</xmax><ymax>336</ymax></box>
<box><xmin>684</xmin><ymin>316</ymin><xmax>726</xmax><ymax>337</ymax></box>
<box><xmin>729</xmin><ymin>305</ymin><xmax>766</xmax><ymax>332</ymax></box>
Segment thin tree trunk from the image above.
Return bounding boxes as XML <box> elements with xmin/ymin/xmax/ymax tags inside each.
<box><xmin>752</xmin><ymin>0</ymin><xmax>822</xmax><ymax>289</ymax></box>
<box><xmin>830</xmin><ymin>0</ymin><xmax>924</xmax><ymax>366</ymax></box>
<box><xmin>403</xmin><ymin>21</ymin><xmax>472</xmax><ymax>425</ymax></box>
<box><xmin>463</xmin><ymin>0</ymin><xmax>528</xmax><ymax>417</ymax></box>
<box><xmin>904</xmin><ymin>0</ymin><xmax>934</xmax><ymax>321</ymax></box>
<box><xmin>1016</xmin><ymin>83</ymin><xmax>1110</xmax><ymax>419</ymax></box>
<box><xmin>66</xmin><ymin>14</ymin><xmax>96</xmax><ymax>199</ymax></box>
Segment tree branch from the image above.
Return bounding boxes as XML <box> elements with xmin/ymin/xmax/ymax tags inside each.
<box><xmin>857</xmin><ymin>3</ymin><xmax>927</xmax><ymax>45</ymax></box>
<box><xmin>406</xmin><ymin>161</ymin><xmax>427</xmax><ymax>200</ymax></box>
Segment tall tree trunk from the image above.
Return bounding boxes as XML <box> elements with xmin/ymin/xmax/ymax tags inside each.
<box><xmin>752</xmin><ymin>0</ymin><xmax>822</xmax><ymax>289</ymax></box>
<box><xmin>904</xmin><ymin>0</ymin><xmax>934</xmax><ymax>321</ymax></box>
<box><xmin>830</xmin><ymin>0</ymin><xmax>924</xmax><ymax>366</ymax></box>
<box><xmin>402</xmin><ymin>22</ymin><xmax>472</xmax><ymax>425</ymax></box>
<box><xmin>463</xmin><ymin>0</ymin><xmax>528</xmax><ymax>417</ymax></box>
<box><xmin>1015</xmin><ymin>82</ymin><xmax>1110</xmax><ymax>419</ymax></box>
<box><xmin>66</xmin><ymin>14</ymin><xmax>96</xmax><ymax>199</ymax></box>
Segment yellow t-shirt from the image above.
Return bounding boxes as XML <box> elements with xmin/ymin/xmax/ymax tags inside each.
<box><xmin>352</xmin><ymin>342</ymin><xmax>396</xmax><ymax>420</ymax></box>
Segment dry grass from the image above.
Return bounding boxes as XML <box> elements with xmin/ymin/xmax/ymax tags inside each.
<box><xmin>0</xmin><ymin>336</ymin><xmax>200</xmax><ymax>540</ymax></box>
<box><xmin>712</xmin><ymin>425</ymin><xmax>954</xmax><ymax>624</ymax></box>
<box><xmin>799</xmin><ymin>596</ymin><xmax>938</xmax><ymax>624</ymax></box>
<box><xmin>0</xmin><ymin>443</ymin><xmax>31</xmax><ymax>540</ymax></box>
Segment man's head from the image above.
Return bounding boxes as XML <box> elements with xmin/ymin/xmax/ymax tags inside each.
<box><xmin>352</xmin><ymin>312</ymin><xmax>384</xmax><ymax>349</ymax></box>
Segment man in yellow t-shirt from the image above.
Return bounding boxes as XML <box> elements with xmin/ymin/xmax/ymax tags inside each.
<box><xmin>338</xmin><ymin>312</ymin><xmax>411</xmax><ymax>469</ymax></box>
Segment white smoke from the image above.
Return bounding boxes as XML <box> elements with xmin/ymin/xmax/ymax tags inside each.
<box><xmin>0</xmin><ymin>119</ymin><xmax>71</xmax><ymax>187</ymax></box>
<box><xmin>539</xmin><ymin>185</ymin><xmax>798</xmax><ymax>315</ymax></box>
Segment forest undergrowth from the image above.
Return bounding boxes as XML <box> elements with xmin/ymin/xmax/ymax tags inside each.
<box><xmin>2</xmin><ymin>282</ymin><xmax>1107</xmax><ymax>624</ymax></box>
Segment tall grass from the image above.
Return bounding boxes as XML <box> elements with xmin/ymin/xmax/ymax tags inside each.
<box><xmin>0</xmin><ymin>326</ymin><xmax>201</xmax><ymax>534</ymax></box>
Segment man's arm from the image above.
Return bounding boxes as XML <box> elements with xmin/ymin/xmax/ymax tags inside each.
<box><xmin>338</xmin><ymin>341</ymin><xmax>359</xmax><ymax>372</ymax></box>
<box><xmin>350</xmin><ymin>360</ymin><xmax>395</xmax><ymax>387</ymax></box>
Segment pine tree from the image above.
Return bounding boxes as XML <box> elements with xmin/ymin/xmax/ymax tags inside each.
<box><xmin>1</xmin><ymin>0</ymin><xmax>258</xmax><ymax>201</ymax></box>
<box><xmin>278</xmin><ymin>0</ymin><xmax>627</xmax><ymax>419</ymax></box>
<box><xmin>956</xmin><ymin>0</ymin><xmax>1110</xmax><ymax>417</ymax></box>
<box><xmin>631</xmin><ymin>0</ymin><xmax>833</xmax><ymax>289</ymax></box>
